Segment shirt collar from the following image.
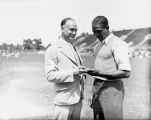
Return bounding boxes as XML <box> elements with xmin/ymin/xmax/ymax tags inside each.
<box><xmin>104</xmin><ymin>33</ymin><xmax>114</xmax><ymax>45</ymax></box>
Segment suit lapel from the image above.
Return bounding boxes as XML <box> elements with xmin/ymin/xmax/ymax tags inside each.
<box><xmin>60</xmin><ymin>50</ymin><xmax>79</xmax><ymax>67</ymax></box>
<box><xmin>57</xmin><ymin>39</ymin><xmax>79</xmax><ymax>66</ymax></box>
<box><xmin>72</xmin><ymin>45</ymin><xmax>82</xmax><ymax>65</ymax></box>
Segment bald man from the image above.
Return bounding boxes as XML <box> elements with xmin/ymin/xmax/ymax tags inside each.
<box><xmin>45</xmin><ymin>18</ymin><xmax>87</xmax><ymax>120</ymax></box>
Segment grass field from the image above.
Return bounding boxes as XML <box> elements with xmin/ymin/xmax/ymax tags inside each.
<box><xmin>0</xmin><ymin>53</ymin><xmax>151</xmax><ymax>120</ymax></box>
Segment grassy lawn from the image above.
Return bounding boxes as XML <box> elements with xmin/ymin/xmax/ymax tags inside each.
<box><xmin>0</xmin><ymin>53</ymin><xmax>150</xmax><ymax>120</ymax></box>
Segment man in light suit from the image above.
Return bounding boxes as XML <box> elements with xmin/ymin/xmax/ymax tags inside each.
<box><xmin>45</xmin><ymin>18</ymin><xmax>87</xmax><ymax>120</ymax></box>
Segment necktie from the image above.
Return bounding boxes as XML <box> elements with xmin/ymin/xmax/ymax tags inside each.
<box><xmin>70</xmin><ymin>44</ymin><xmax>82</xmax><ymax>66</ymax></box>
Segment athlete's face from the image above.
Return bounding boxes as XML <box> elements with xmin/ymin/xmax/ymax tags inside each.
<box><xmin>92</xmin><ymin>23</ymin><xmax>107</xmax><ymax>41</ymax></box>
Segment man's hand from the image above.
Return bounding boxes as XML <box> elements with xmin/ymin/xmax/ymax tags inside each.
<box><xmin>73</xmin><ymin>66</ymin><xmax>88</xmax><ymax>76</ymax></box>
<box><xmin>73</xmin><ymin>66</ymin><xmax>88</xmax><ymax>80</ymax></box>
<box><xmin>87</xmin><ymin>69</ymin><xmax>100</xmax><ymax>76</ymax></box>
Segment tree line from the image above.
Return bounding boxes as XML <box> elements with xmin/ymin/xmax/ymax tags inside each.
<box><xmin>0</xmin><ymin>38</ymin><xmax>45</xmax><ymax>51</ymax></box>
<box><xmin>0</xmin><ymin>32</ymin><xmax>91</xmax><ymax>51</ymax></box>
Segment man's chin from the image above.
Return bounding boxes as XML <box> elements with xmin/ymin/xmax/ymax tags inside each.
<box><xmin>98</xmin><ymin>36</ymin><xmax>104</xmax><ymax>41</ymax></box>
<box><xmin>69</xmin><ymin>38</ymin><xmax>76</xmax><ymax>42</ymax></box>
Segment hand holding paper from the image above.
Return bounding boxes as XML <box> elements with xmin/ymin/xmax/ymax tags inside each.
<box><xmin>87</xmin><ymin>69</ymin><xmax>100</xmax><ymax>76</ymax></box>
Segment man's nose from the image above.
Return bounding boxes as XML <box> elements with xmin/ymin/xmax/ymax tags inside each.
<box><xmin>72</xmin><ymin>30</ymin><xmax>76</xmax><ymax>34</ymax></box>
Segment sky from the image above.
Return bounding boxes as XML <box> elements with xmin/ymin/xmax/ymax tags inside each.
<box><xmin>0</xmin><ymin>0</ymin><xmax>150</xmax><ymax>46</ymax></box>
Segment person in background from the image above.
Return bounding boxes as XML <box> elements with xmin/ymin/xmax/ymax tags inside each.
<box><xmin>45</xmin><ymin>18</ymin><xmax>87</xmax><ymax>120</ymax></box>
<box><xmin>87</xmin><ymin>15</ymin><xmax>131</xmax><ymax>120</ymax></box>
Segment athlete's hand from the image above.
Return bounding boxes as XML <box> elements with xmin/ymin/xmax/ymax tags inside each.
<box><xmin>73</xmin><ymin>66</ymin><xmax>88</xmax><ymax>76</ymax></box>
<box><xmin>87</xmin><ymin>69</ymin><xmax>99</xmax><ymax>76</ymax></box>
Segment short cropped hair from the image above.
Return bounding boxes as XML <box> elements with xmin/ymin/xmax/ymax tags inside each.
<box><xmin>92</xmin><ymin>16</ymin><xmax>109</xmax><ymax>30</ymax></box>
<box><xmin>60</xmin><ymin>18</ymin><xmax>74</xmax><ymax>28</ymax></box>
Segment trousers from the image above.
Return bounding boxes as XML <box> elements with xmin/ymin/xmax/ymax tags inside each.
<box><xmin>92</xmin><ymin>79</ymin><xmax>124</xmax><ymax>120</ymax></box>
<box><xmin>54</xmin><ymin>100</ymin><xmax>82</xmax><ymax>120</ymax></box>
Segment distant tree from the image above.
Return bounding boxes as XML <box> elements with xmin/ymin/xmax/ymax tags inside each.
<box><xmin>23</xmin><ymin>39</ymin><xmax>32</xmax><ymax>50</ymax></box>
<box><xmin>2</xmin><ymin>43</ymin><xmax>8</xmax><ymax>50</ymax></box>
<box><xmin>32</xmin><ymin>38</ymin><xmax>42</xmax><ymax>50</ymax></box>
<box><xmin>15</xmin><ymin>44</ymin><xmax>20</xmax><ymax>51</ymax></box>
<box><xmin>39</xmin><ymin>45</ymin><xmax>45</xmax><ymax>50</ymax></box>
<box><xmin>9</xmin><ymin>43</ymin><xmax>15</xmax><ymax>51</ymax></box>
<box><xmin>0</xmin><ymin>45</ymin><xmax>2</xmax><ymax>50</ymax></box>
<box><xmin>23</xmin><ymin>38</ymin><xmax>45</xmax><ymax>51</ymax></box>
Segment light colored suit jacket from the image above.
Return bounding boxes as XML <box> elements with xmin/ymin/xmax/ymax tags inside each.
<box><xmin>45</xmin><ymin>37</ymin><xmax>84</xmax><ymax>105</ymax></box>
